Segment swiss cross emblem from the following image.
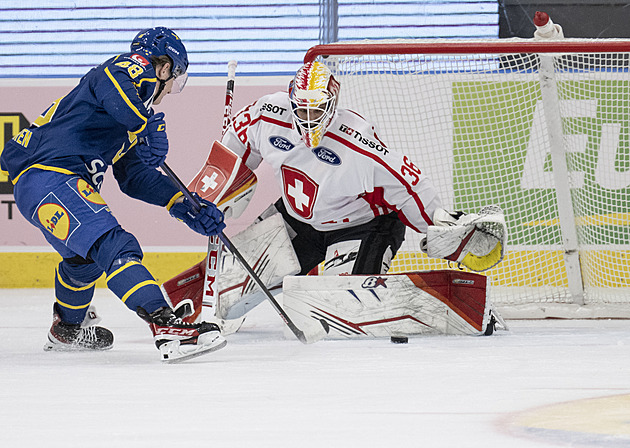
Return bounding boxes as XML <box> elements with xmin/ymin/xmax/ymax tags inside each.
<box><xmin>189</xmin><ymin>166</ymin><xmax>225</xmax><ymax>202</ymax></box>
<box><xmin>281</xmin><ymin>165</ymin><xmax>318</xmax><ymax>219</ymax></box>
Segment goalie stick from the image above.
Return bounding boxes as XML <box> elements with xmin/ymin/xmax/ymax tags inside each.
<box><xmin>203</xmin><ymin>60</ymin><xmax>239</xmax><ymax>314</ymax></box>
<box><xmin>160</xmin><ymin>162</ymin><xmax>330</xmax><ymax>344</ymax></box>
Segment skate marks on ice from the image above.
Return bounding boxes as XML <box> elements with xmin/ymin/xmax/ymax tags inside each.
<box><xmin>508</xmin><ymin>393</ymin><xmax>630</xmax><ymax>447</ymax></box>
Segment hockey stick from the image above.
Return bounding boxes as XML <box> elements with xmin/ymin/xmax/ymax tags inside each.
<box><xmin>160</xmin><ymin>162</ymin><xmax>330</xmax><ymax>344</ymax></box>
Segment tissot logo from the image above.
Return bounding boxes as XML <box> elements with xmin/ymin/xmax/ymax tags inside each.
<box><xmin>269</xmin><ymin>136</ymin><xmax>294</xmax><ymax>151</ymax></box>
<box><xmin>312</xmin><ymin>147</ymin><xmax>341</xmax><ymax>165</ymax></box>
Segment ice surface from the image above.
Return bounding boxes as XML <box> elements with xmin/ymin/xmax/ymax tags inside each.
<box><xmin>1</xmin><ymin>288</ymin><xmax>629</xmax><ymax>448</ymax></box>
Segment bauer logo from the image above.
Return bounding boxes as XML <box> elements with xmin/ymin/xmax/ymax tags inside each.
<box><xmin>269</xmin><ymin>136</ymin><xmax>294</xmax><ymax>151</ymax></box>
<box><xmin>312</xmin><ymin>147</ymin><xmax>341</xmax><ymax>165</ymax></box>
<box><xmin>33</xmin><ymin>193</ymin><xmax>80</xmax><ymax>242</ymax></box>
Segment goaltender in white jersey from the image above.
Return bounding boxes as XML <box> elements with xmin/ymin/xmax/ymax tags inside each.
<box><xmin>163</xmin><ymin>61</ymin><xmax>507</xmax><ymax>336</ymax></box>
<box><xmin>210</xmin><ymin>61</ymin><xmax>507</xmax><ymax>321</ymax></box>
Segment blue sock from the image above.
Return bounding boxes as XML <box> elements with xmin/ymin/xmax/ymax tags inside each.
<box><xmin>54</xmin><ymin>261</ymin><xmax>102</xmax><ymax>324</ymax></box>
<box><xmin>106</xmin><ymin>258</ymin><xmax>168</xmax><ymax>314</ymax></box>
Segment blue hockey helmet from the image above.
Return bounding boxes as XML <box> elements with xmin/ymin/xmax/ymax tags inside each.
<box><xmin>131</xmin><ymin>27</ymin><xmax>188</xmax><ymax>92</ymax></box>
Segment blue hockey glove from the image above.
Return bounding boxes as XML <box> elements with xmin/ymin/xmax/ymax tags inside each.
<box><xmin>136</xmin><ymin>112</ymin><xmax>169</xmax><ymax>168</ymax></box>
<box><xmin>169</xmin><ymin>193</ymin><xmax>226</xmax><ymax>236</ymax></box>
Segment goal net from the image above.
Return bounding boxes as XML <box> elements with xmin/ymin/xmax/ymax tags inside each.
<box><xmin>305</xmin><ymin>39</ymin><xmax>630</xmax><ymax>318</ymax></box>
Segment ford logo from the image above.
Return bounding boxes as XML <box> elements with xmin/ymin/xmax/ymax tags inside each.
<box><xmin>269</xmin><ymin>136</ymin><xmax>295</xmax><ymax>151</ymax></box>
<box><xmin>312</xmin><ymin>147</ymin><xmax>341</xmax><ymax>165</ymax></box>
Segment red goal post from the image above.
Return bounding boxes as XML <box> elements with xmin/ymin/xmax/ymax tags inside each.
<box><xmin>304</xmin><ymin>38</ymin><xmax>630</xmax><ymax>319</ymax></box>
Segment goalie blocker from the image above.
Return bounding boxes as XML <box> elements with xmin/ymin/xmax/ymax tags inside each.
<box><xmin>282</xmin><ymin>270</ymin><xmax>507</xmax><ymax>339</ymax></box>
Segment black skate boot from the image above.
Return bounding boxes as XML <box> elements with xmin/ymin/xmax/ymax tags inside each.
<box><xmin>44</xmin><ymin>303</ymin><xmax>114</xmax><ymax>351</ymax></box>
<box><xmin>137</xmin><ymin>306</ymin><xmax>227</xmax><ymax>363</ymax></box>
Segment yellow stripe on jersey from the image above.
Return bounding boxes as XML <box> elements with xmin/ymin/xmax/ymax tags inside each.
<box><xmin>103</xmin><ymin>66</ymin><xmax>148</xmax><ymax>134</ymax></box>
<box><xmin>134</xmin><ymin>77</ymin><xmax>158</xmax><ymax>89</ymax></box>
<box><xmin>12</xmin><ymin>164</ymin><xmax>76</xmax><ymax>185</ymax></box>
<box><xmin>33</xmin><ymin>96</ymin><xmax>66</xmax><ymax>128</ymax></box>
<box><xmin>165</xmin><ymin>191</ymin><xmax>184</xmax><ymax>211</ymax></box>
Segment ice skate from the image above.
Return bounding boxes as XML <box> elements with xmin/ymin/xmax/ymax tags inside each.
<box><xmin>137</xmin><ymin>306</ymin><xmax>227</xmax><ymax>363</ymax></box>
<box><xmin>44</xmin><ymin>303</ymin><xmax>114</xmax><ymax>351</ymax></box>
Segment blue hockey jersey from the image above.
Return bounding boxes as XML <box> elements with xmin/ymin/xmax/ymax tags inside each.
<box><xmin>0</xmin><ymin>50</ymin><xmax>179</xmax><ymax>207</ymax></box>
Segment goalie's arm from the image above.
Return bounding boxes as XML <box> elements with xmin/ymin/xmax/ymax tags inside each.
<box><xmin>366</xmin><ymin>146</ymin><xmax>507</xmax><ymax>272</ymax></box>
<box><xmin>367</xmin><ymin>145</ymin><xmax>442</xmax><ymax>234</ymax></box>
<box><xmin>220</xmin><ymin>100</ymin><xmax>264</xmax><ymax>171</ymax></box>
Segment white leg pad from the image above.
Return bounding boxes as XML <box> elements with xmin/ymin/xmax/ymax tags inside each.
<box><xmin>216</xmin><ymin>213</ymin><xmax>300</xmax><ymax>320</ymax></box>
<box><xmin>282</xmin><ymin>270</ymin><xmax>498</xmax><ymax>339</ymax></box>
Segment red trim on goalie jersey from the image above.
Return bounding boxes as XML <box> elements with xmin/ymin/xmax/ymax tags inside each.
<box><xmin>360</xmin><ymin>187</ymin><xmax>420</xmax><ymax>232</ymax></box>
<box><xmin>327</xmin><ymin>131</ymin><xmax>433</xmax><ymax>228</ymax></box>
<box><xmin>260</xmin><ymin>115</ymin><xmax>292</xmax><ymax>129</ymax></box>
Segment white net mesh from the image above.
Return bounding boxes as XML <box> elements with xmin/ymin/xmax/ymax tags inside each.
<box><xmin>309</xmin><ymin>39</ymin><xmax>630</xmax><ymax>318</ymax></box>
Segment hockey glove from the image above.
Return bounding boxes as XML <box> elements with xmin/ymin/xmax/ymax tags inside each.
<box><xmin>136</xmin><ymin>112</ymin><xmax>169</xmax><ymax>168</ymax></box>
<box><xmin>169</xmin><ymin>193</ymin><xmax>226</xmax><ymax>236</ymax></box>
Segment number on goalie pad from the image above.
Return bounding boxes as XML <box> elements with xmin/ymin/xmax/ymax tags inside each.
<box><xmin>282</xmin><ymin>270</ymin><xmax>500</xmax><ymax>339</ymax></box>
<box><xmin>187</xmin><ymin>140</ymin><xmax>257</xmax><ymax>220</ymax></box>
<box><xmin>421</xmin><ymin>205</ymin><xmax>507</xmax><ymax>272</ymax></box>
<box><xmin>216</xmin><ymin>213</ymin><xmax>301</xmax><ymax>320</ymax></box>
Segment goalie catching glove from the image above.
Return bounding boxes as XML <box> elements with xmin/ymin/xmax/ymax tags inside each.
<box><xmin>420</xmin><ymin>205</ymin><xmax>507</xmax><ymax>272</ymax></box>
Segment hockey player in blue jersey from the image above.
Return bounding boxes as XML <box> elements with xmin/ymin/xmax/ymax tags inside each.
<box><xmin>0</xmin><ymin>27</ymin><xmax>227</xmax><ymax>362</ymax></box>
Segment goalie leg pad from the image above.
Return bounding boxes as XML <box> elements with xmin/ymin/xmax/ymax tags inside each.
<box><xmin>161</xmin><ymin>259</ymin><xmax>205</xmax><ymax>324</ymax></box>
<box><xmin>216</xmin><ymin>213</ymin><xmax>300</xmax><ymax>320</ymax></box>
<box><xmin>282</xmin><ymin>270</ymin><xmax>497</xmax><ymax>338</ymax></box>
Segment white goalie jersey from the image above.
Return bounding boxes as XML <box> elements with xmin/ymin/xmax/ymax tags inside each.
<box><xmin>222</xmin><ymin>91</ymin><xmax>442</xmax><ymax>233</ymax></box>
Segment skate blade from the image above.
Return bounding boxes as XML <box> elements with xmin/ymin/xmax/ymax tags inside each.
<box><xmin>161</xmin><ymin>339</ymin><xmax>227</xmax><ymax>364</ymax></box>
<box><xmin>43</xmin><ymin>337</ymin><xmax>113</xmax><ymax>352</ymax></box>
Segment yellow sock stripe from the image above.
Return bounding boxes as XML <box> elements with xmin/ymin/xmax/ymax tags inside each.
<box><xmin>55</xmin><ymin>297</ymin><xmax>91</xmax><ymax>310</ymax></box>
<box><xmin>119</xmin><ymin>280</ymin><xmax>159</xmax><ymax>304</ymax></box>
<box><xmin>105</xmin><ymin>261</ymin><xmax>142</xmax><ymax>283</ymax></box>
<box><xmin>55</xmin><ymin>269</ymin><xmax>97</xmax><ymax>292</ymax></box>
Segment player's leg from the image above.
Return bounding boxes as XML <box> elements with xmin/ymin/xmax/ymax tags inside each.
<box><xmin>14</xmin><ymin>170</ymin><xmax>224</xmax><ymax>360</ymax></box>
<box><xmin>87</xmin><ymin>226</ymin><xmax>226</xmax><ymax>361</ymax></box>
<box><xmin>13</xmin><ymin>170</ymin><xmax>116</xmax><ymax>351</ymax></box>
<box><xmin>45</xmin><ymin>255</ymin><xmax>113</xmax><ymax>351</ymax></box>
<box><xmin>323</xmin><ymin>212</ymin><xmax>406</xmax><ymax>275</ymax></box>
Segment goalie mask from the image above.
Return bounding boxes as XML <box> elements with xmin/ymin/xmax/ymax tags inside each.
<box><xmin>288</xmin><ymin>61</ymin><xmax>340</xmax><ymax>149</ymax></box>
